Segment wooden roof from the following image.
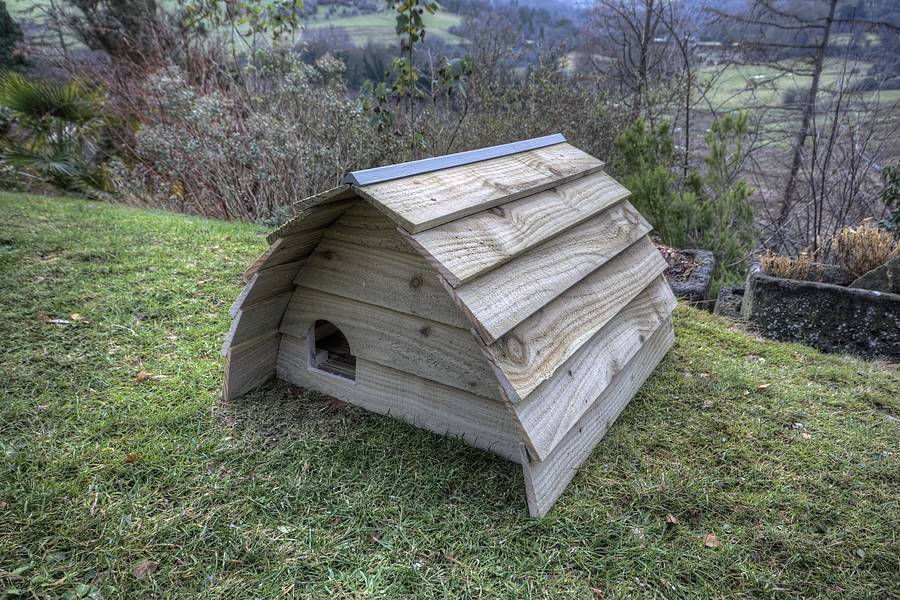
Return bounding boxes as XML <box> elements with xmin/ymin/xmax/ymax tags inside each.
<box><xmin>232</xmin><ymin>137</ymin><xmax>675</xmax><ymax>494</ymax></box>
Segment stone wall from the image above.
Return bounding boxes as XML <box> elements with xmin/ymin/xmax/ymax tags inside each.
<box><xmin>741</xmin><ymin>266</ymin><xmax>900</xmax><ymax>360</ymax></box>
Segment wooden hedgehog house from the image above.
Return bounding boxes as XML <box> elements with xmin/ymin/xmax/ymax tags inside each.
<box><xmin>223</xmin><ymin>134</ymin><xmax>676</xmax><ymax>517</ymax></box>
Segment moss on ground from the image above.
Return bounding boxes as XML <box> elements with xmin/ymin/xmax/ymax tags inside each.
<box><xmin>1</xmin><ymin>192</ymin><xmax>898</xmax><ymax>598</ymax></box>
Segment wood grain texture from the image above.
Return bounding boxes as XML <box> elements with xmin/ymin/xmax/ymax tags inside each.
<box><xmin>223</xmin><ymin>331</ymin><xmax>281</xmax><ymax>400</ymax></box>
<box><xmin>280</xmin><ymin>286</ymin><xmax>500</xmax><ymax>399</ymax></box>
<box><xmin>323</xmin><ymin>202</ymin><xmax>418</xmax><ymax>255</ymax></box>
<box><xmin>223</xmin><ymin>290</ymin><xmax>293</xmax><ymax>353</ymax></box>
<box><xmin>278</xmin><ymin>335</ymin><xmax>523</xmax><ymax>463</ymax></box>
<box><xmin>522</xmin><ymin>319</ymin><xmax>674</xmax><ymax>517</ymax></box>
<box><xmin>485</xmin><ymin>236</ymin><xmax>668</xmax><ymax>402</ymax></box>
<box><xmin>267</xmin><ymin>197</ymin><xmax>358</xmax><ymax>243</ymax></box>
<box><xmin>297</xmin><ymin>237</ymin><xmax>469</xmax><ymax>329</ymax></box>
<box><xmin>408</xmin><ymin>171</ymin><xmax>631</xmax><ymax>286</ymax></box>
<box><xmin>244</xmin><ymin>230</ymin><xmax>324</xmax><ymax>281</ymax></box>
<box><xmin>355</xmin><ymin>143</ymin><xmax>605</xmax><ymax>234</ymax></box>
<box><xmin>230</xmin><ymin>260</ymin><xmax>304</xmax><ymax>317</ymax></box>
<box><xmin>453</xmin><ymin>201</ymin><xmax>651</xmax><ymax>343</ymax></box>
<box><xmin>514</xmin><ymin>276</ymin><xmax>675</xmax><ymax>461</ymax></box>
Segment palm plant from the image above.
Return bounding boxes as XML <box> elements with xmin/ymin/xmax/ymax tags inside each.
<box><xmin>0</xmin><ymin>72</ymin><xmax>110</xmax><ymax>194</ymax></box>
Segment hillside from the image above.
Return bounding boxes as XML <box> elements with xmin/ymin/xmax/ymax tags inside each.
<box><xmin>0</xmin><ymin>192</ymin><xmax>897</xmax><ymax>598</ymax></box>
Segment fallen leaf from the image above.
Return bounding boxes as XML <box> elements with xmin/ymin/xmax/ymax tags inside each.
<box><xmin>286</xmin><ymin>386</ymin><xmax>302</xmax><ymax>399</ymax></box>
<box><xmin>48</xmin><ymin>319</ymin><xmax>72</xmax><ymax>325</ymax></box>
<box><xmin>329</xmin><ymin>398</ymin><xmax>347</xmax><ymax>410</ymax></box>
<box><xmin>276</xmin><ymin>525</ymin><xmax>294</xmax><ymax>534</ymax></box>
<box><xmin>125</xmin><ymin>453</ymin><xmax>140</xmax><ymax>463</ymax></box>
<box><xmin>281</xmin><ymin>583</ymin><xmax>294</xmax><ymax>596</ymax></box>
<box><xmin>35</xmin><ymin>311</ymin><xmax>49</xmax><ymax>321</ymax></box>
<box><xmin>131</xmin><ymin>559</ymin><xmax>158</xmax><ymax>579</ymax></box>
<box><xmin>591</xmin><ymin>588</ymin><xmax>606</xmax><ymax>597</ymax></box>
<box><xmin>0</xmin><ymin>501</ymin><xmax>7</xmax><ymax>509</ymax></box>
<box><xmin>444</xmin><ymin>555</ymin><xmax>463</xmax><ymax>566</ymax></box>
<box><xmin>70</xmin><ymin>313</ymin><xmax>83</xmax><ymax>321</ymax></box>
<box><xmin>801</xmin><ymin>432</ymin><xmax>811</xmax><ymax>439</ymax></box>
<box><xmin>135</xmin><ymin>371</ymin><xmax>150</xmax><ymax>382</ymax></box>
<box><xmin>665</xmin><ymin>513</ymin><xmax>679</xmax><ymax>525</ymax></box>
<box><xmin>702</xmin><ymin>400</ymin><xmax>714</xmax><ymax>409</ymax></box>
<box><xmin>703</xmin><ymin>533</ymin><xmax>722</xmax><ymax>548</ymax></box>
<box><xmin>756</xmin><ymin>383</ymin><xmax>770</xmax><ymax>390</ymax></box>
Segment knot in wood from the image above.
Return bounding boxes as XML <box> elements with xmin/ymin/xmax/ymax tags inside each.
<box><xmin>409</xmin><ymin>275</ymin><xmax>423</xmax><ymax>290</ymax></box>
<box><xmin>490</xmin><ymin>206</ymin><xmax>506</xmax><ymax>218</ymax></box>
<box><xmin>419</xmin><ymin>326</ymin><xmax>431</xmax><ymax>337</ymax></box>
<box><xmin>321</xmin><ymin>250</ymin><xmax>336</xmax><ymax>260</ymax></box>
<box><xmin>502</xmin><ymin>334</ymin><xmax>528</xmax><ymax>366</ymax></box>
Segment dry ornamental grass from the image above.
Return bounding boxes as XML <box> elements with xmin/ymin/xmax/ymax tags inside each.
<box><xmin>831</xmin><ymin>222</ymin><xmax>900</xmax><ymax>280</ymax></box>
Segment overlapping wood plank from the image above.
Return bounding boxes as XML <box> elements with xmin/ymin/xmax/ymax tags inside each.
<box><xmin>408</xmin><ymin>171</ymin><xmax>631</xmax><ymax>286</ymax></box>
<box><xmin>280</xmin><ymin>286</ymin><xmax>501</xmax><ymax>399</ymax></box>
<box><xmin>514</xmin><ymin>276</ymin><xmax>675</xmax><ymax>461</ymax></box>
<box><xmin>244</xmin><ymin>230</ymin><xmax>324</xmax><ymax>281</ymax></box>
<box><xmin>484</xmin><ymin>236</ymin><xmax>667</xmax><ymax>402</ymax></box>
<box><xmin>453</xmin><ymin>201</ymin><xmax>651</xmax><ymax>343</ymax></box>
<box><xmin>298</xmin><ymin>238</ymin><xmax>469</xmax><ymax>329</ymax></box>
<box><xmin>222</xmin><ymin>291</ymin><xmax>293</xmax><ymax>353</ymax></box>
<box><xmin>355</xmin><ymin>143</ymin><xmax>605</xmax><ymax>234</ymax></box>
<box><xmin>230</xmin><ymin>260</ymin><xmax>304</xmax><ymax>317</ymax></box>
<box><xmin>223</xmin><ymin>331</ymin><xmax>281</xmax><ymax>400</ymax></box>
<box><xmin>522</xmin><ymin>318</ymin><xmax>674</xmax><ymax>517</ymax></box>
<box><xmin>278</xmin><ymin>336</ymin><xmax>522</xmax><ymax>462</ymax></box>
<box><xmin>267</xmin><ymin>197</ymin><xmax>358</xmax><ymax>243</ymax></box>
<box><xmin>323</xmin><ymin>202</ymin><xmax>418</xmax><ymax>255</ymax></box>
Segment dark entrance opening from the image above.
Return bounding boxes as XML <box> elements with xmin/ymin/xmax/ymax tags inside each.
<box><xmin>310</xmin><ymin>320</ymin><xmax>356</xmax><ymax>381</ymax></box>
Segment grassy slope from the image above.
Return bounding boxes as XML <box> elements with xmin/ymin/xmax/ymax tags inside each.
<box><xmin>305</xmin><ymin>5</ymin><xmax>462</xmax><ymax>45</ymax></box>
<box><xmin>0</xmin><ymin>192</ymin><xmax>898</xmax><ymax>599</ymax></box>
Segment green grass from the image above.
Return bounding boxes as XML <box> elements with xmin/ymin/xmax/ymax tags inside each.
<box><xmin>304</xmin><ymin>5</ymin><xmax>462</xmax><ymax>45</ymax></box>
<box><xmin>1</xmin><ymin>191</ymin><xmax>898</xmax><ymax>598</ymax></box>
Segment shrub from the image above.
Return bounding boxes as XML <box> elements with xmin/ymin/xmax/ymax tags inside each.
<box><xmin>612</xmin><ymin>114</ymin><xmax>756</xmax><ymax>294</ymax></box>
<box><xmin>0</xmin><ymin>1</ymin><xmax>21</xmax><ymax>71</ymax></box>
<box><xmin>759</xmin><ymin>250</ymin><xmax>822</xmax><ymax>281</ymax></box>
<box><xmin>831</xmin><ymin>221</ymin><xmax>900</xmax><ymax>279</ymax></box>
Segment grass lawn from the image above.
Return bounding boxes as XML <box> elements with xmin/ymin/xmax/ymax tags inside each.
<box><xmin>304</xmin><ymin>5</ymin><xmax>462</xmax><ymax>45</ymax></box>
<box><xmin>1</xmin><ymin>192</ymin><xmax>898</xmax><ymax>598</ymax></box>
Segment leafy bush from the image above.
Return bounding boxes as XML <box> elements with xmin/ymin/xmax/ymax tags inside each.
<box><xmin>613</xmin><ymin>113</ymin><xmax>756</xmax><ymax>294</ymax></box>
<box><xmin>0</xmin><ymin>73</ymin><xmax>110</xmax><ymax>194</ymax></box>
<box><xmin>831</xmin><ymin>221</ymin><xmax>900</xmax><ymax>279</ymax></box>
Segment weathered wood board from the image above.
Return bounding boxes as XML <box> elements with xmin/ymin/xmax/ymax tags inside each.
<box><xmin>267</xmin><ymin>197</ymin><xmax>358</xmax><ymax>243</ymax></box>
<box><xmin>485</xmin><ymin>236</ymin><xmax>668</xmax><ymax>402</ymax></box>
<box><xmin>522</xmin><ymin>318</ymin><xmax>674</xmax><ymax>517</ymax></box>
<box><xmin>223</xmin><ymin>291</ymin><xmax>293</xmax><ymax>353</ymax></box>
<box><xmin>244</xmin><ymin>230</ymin><xmax>324</xmax><ymax>281</ymax></box>
<box><xmin>356</xmin><ymin>143</ymin><xmax>605</xmax><ymax>233</ymax></box>
<box><xmin>230</xmin><ymin>260</ymin><xmax>303</xmax><ymax>317</ymax></box>
<box><xmin>323</xmin><ymin>202</ymin><xmax>418</xmax><ymax>255</ymax></box>
<box><xmin>452</xmin><ymin>200</ymin><xmax>651</xmax><ymax>343</ymax></box>
<box><xmin>280</xmin><ymin>286</ymin><xmax>501</xmax><ymax>400</ymax></box>
<box><xmin>297</xmin><ymin>238</ymin><xmax>469</xmax><ymax>329</ymax></box>
<box><xmin>514</xmin><ymin>276</ymin><xmax>675</xmax><ymax>461</ymax></box>
<box><xmin>407</xmin><ymin>171</ymin><xmax>631</xmax><ymax>286</ymax></box>
<box><xmin>278</xmin><ymin>335</ymin><xmax>522</xmax><ymax>462</ymax></box>
<box><xmin>223</xmin><ymin>332</ymin><xmax>282</xmax><ymax>400</ymax></box>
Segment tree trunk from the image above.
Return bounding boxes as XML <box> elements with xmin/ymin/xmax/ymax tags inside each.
<box><xmin>776</xmin><ymin>0</ymin><xmax>838</xmax><ymax>233</ymax></box>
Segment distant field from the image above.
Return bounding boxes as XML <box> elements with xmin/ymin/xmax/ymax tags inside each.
<box><xmin>304</xmin><ymin>5</ymin><xmax>463</xmax><ymax>46</ymax></box>
<box><xmin>9</xmin><ymin>0</ymin><xmax>463</xmax><ymax>47</ymax></box>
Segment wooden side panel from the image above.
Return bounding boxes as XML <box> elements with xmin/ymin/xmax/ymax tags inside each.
<box><xmin>454</xmin><ymin>201</ymin><xmax>651</xmax><ymax>343</ymax></box>
<box><xmin>230</xmin><ymin>261</ymin><xmax>304</xmax><ymax>317</ymax></box>
<box><xmin>323</xmin><ymin>202</ymin><xmax>418</xmax><ymax>255</ymax></box>
<box><xmin>278</xmin><ymin>335</ymin><xmax>522</xmax><ymax>463</ymax></box>
<box><xmin>514</xmin><ymin>276</ymin><xmax>675</xmax><ymax>461</ymax></box>
<box><xmin>280</xmin><ymin>286</ymin><xmax>500</xmax><ymax>400</ymax></box>
<box><xmin>356</xmin><ymin>143</ymin><xmax>605</xmax><ymax>234</ymax></box>
<box><xmin>266</xmin><ymin>197</ymin><xmax>358</xmax><ymax>243</ymax></box>
<box><xmin>244</xmin><ymin>230</ymin><xmax>324</xmax><ymax>281</ymax></box>
<box><xmin>298</xmin><ymin>238</ymin><xmax>469</xmax><ymax>329</ymax></box>
<box><xmin>485</xmin><ymin>236</ymin><xmax>668</xmax><ymax>402</ymax></box>
<box><xmin>522</xmin><ymin>319</ymin><xmax>675</xmax><ymax>517</ymax></box>
<box><xmin>409</xmin><ymin>171</ymin><xmax>631</xmax><ymax>286</ymax></box>
<box><xmin>223</xmin><ymin>332</ymin><xmax>281</xmax><ymax>400</ymax></box>
<box><xmin>223</xmin><ymin>291</ymin><xmax>293</xmax><ymax>353</ymax></box>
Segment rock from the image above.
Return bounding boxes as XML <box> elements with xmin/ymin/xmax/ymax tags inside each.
<box><xmin>713</xmin><ymin>285</ymin><xmax>744</xmax><ymax>319</ymax></box>
<box><xmin>849</xmin><ymin>256</ymin><xmax>900</xmax><ymax>294</ymax></box>
<box><xmin>666</xmin><ymin>249</ymin><xmax>716</xmax><ymax>308</ymax></box>
<box><xmin>741</xmin><ymin>265</ymin><xmax>900</xmax><ymax>360</ymax></box>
